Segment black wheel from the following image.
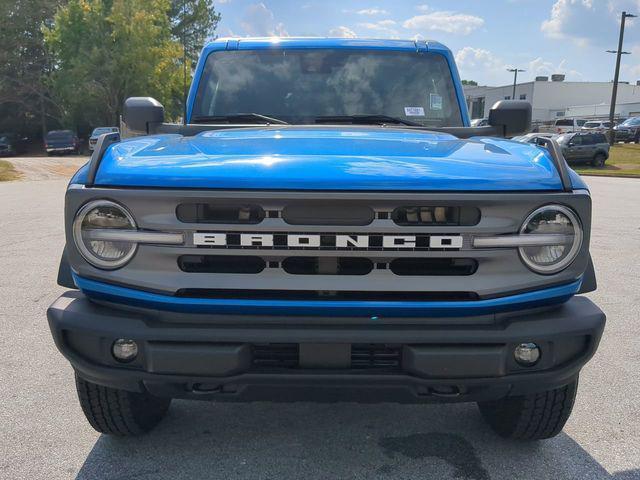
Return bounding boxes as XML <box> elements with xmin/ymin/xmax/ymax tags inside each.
<box><xmin>75</xmin><ymin>374</ymin><xmax>171</xmax><ymax>436</ymax></box>
<box><xmin>477</xmin><ymin>378</ymin><xmax>578</xmax><ymax>440</ymax></box>
<box><xmin>591</xmin><ymin>153</ymin><xmax>606</xmax><ymax>168</ymax></box>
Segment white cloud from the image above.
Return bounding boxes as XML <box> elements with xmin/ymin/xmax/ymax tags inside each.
<box><xmin>403</xmin><ymin>9</ymin><xmax>484</xmax><ymax>35</ymax></box>
<box><xmin>240</xmin><ymin>3</ymin><xmax>288</xmax><ymax>37</ymax></box>
<box><xmin>528</xmin><ymin>57</ymin><xmax>583</xmax><ymax>79</ymax></box>
<box><xmin>329</xmin><ymin>26</ymin><xmax>357</xmax><ymax>38</ymax></box>
<box><xmin>357</xmin><ymin>19</ymin><xmax>399</xmax><ymax>37</ymax></box>
<box><xmin>416</xmin><ymin>4</ymin><xmax>430</xmax><ymax>12</ymax></box>
<box><xmin>357</xmin><ymin>8</ymin><xmax>388</xmax><ymax>16</ymax></box>
<box><xmin>541</xmin><ymin>0</ymin><xmax>640</xmax><ymax>46</ymax></box>
<box><xmin>455</xmin><ymin>47</ymin><xmax>505</xmax><ymax>76</ymax></box>
<box><xmin>455</xmin><ymin>47</ymin><xmax>582</xmax><ymax>85</ymax></box>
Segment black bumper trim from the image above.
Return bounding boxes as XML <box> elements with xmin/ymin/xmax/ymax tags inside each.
<box><xmin>47</xmin><ymin>292</ymin><xmax>605</xmax><ymax>404</ymax></box>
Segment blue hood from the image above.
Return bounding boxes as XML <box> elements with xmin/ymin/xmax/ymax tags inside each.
<box><xmin>91</xmin><ymin>127</ymin><xmax>564</xmax><ymax>191</ymax></box>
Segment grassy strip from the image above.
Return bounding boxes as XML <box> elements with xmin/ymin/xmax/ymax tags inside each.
<box><xmin>573</xmin><ymin>143</ymin><xmax>640</xmax><ymax>177</ymax></box>
<box><xmin>0</xmin><ymin>160</ymin><xmax>21</xmax><ymax>181</ymax></box>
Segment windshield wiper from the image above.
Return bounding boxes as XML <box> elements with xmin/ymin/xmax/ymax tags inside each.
<box><xmin>314</xmin><ymin>114</ymin><xmax>423</xmax><ymax>127</ymax></box>
<box><xmin>191</xmin><ymin>113</ymin><xmax>289</xmax><ymax>125</ymax></box>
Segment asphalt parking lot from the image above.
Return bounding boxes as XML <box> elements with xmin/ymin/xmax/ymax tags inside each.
<box><xmin>0</xmin><ymin>174</ymin><xmax>639</xmax><ymax>480</ymax></box>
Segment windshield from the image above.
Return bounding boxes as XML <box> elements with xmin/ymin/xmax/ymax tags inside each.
<box><xmin>555</xmin><ymin>119</ymin><xmax>573</xmax><ymax>126</ymax></box>
<box><xmin>192</xmin><ymin>49</ymin><xmax>463</xmax><ymax>127</ymax></box>
<box><xmin>621</xmin><ymin>117</ymin><xmax>640</xmax><ymax>126</ymax></box>
<box><xmin>91</xmin><ymin>127</ymin><xmax>118</xmax><ymax>136</ymax></box>
<box><xmin>583</xmin><ymin>122</ymin><xmax>600</xmax><ymax>128</ymax></box>
<box><xmin>46</xmin><ymin>131</ymin><xmax>74</xmax><ymax>140</ymax></box>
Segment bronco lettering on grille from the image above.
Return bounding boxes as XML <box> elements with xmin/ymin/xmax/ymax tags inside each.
<box><xmin>192</xmin><ymin>233</ymin><xmax>463</xmax><ymax>250</ymax></box>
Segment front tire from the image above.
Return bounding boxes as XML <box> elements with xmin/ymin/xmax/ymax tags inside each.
<box><xmin>591</xmin><ymin>153</ymin><xmax>606</xmax><ymax>168</ymax></box>
<box><xmin>477</xmin><ymin>378</ymin><xmax>578</xmax><ymax>440</ymax></box>
<box><xmin>75</xmin><ymin>374</ymin><xmax>171</xmax><ymax>436</ymax></box>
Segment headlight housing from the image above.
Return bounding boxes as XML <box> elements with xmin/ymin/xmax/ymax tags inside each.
<box><xmin>73</xmin><ymin>200</ymin><xmax>137</xmax><ymax>269</ymax></box>
<box><xmin>519</xmin><ymin>205</ymin><xmax>583</xmax><ymax>274</ymax></box>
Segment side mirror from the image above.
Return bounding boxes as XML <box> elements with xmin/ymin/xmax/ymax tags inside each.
<box><xmin>488</xmin><ymin>100</ymin><xmax>532</xmax><ymax>137</ymax></box>
<box><xmin>123</xmin><ymin>97</ymin><xmax>164</xmax><ymax>133</ymax></box>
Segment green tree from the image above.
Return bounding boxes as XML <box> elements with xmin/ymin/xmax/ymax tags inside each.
<box><xmin>0</xmin><ymin>0</ymin><xmax>62</xmax><ymax>139</ymax></box>
<box><xmin>169</xmin><ymin>0</ymin><xmax>221</xmax><ymax>63</ymax></box>
<box><xmin>461</xmin><ymin>80</ymin><xmax>478</xmax><ymax>86</ymax></box>
<box><xmin>44</xmin><ymin>0</ymin><xmax>187</xmax><ymax>129</ymax></box>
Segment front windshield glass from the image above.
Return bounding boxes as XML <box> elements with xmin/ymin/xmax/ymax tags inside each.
<box><xmin>192</xmin><ymin>49</ymin><xmax>463</xmax><ymax>127</ymax></box>
<box><xmin>92</xmin><ymin>127</ymin><xmax>117</xmax><ymax>135</ymax></box>
<box><xmin>46</xmin><ymin>131</ymin><xmax>73</xmax><ymax>140</ymax></box>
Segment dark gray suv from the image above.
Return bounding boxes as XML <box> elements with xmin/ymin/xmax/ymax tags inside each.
<box><xmin>556</xmin><ymin>132</ymin><xmax>609</xmax><ymax>168</ymax></box>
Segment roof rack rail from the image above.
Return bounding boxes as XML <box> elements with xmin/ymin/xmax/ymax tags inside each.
<box><xmin>85</xmin><ymin>132</ymin><xmax>120</xmax><ymax>187</ymax></box>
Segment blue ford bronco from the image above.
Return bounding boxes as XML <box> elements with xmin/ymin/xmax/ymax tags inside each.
<box><xmin>47</xmin><ymin>38</ymin><xmax>605</xmax><ymax>440</ymax></box>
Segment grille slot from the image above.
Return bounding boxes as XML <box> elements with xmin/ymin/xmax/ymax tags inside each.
<box><xmin>178</xmin><ymin>255</ymin><xmax>266</xmax><ymax>274</ymax></box>
<box><xmin>282</xmin><ymin>257</ymin><xmax>373</xmax><ymax>275</ymax></box>
<box><xmin>175</xmin><ymin>289</ymin><xmax>478</xmax><ymax>301</ymax></box>
<box><xmin>392</xmin><ymin>206</ymin><xmax>480</xmax><ymax>226</ymax></box>
<box><xmin>252</xmin><ymin>343</ymin><xmax>299</xmax><ymax>368</ymax></box>
<box><xmin>250</xmin><ymin>343</ymin><xmax>402</xmax><ymax>370</ymax></box>
<box><xmin>390</xmin><ymin>258</ymin><xmax>477</xmax><ymax>276</ymax></box>
<box><xmin>351</xmin><ymin>344</ymin><xmax>402</xmax><ymax>369</ymax></box>
<box><xmin>282</xmin><ymin>203</ymin><xmax>374</xmax><ymax>225</ymax></box>
<box><xmin>177</xmin><ymin>203</ymin><xmax>265</xmax><ymax>224</ymax></box>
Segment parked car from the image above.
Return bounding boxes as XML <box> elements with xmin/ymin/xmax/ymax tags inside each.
<box><xmin>89</xmin><ymin>127</ymin><xmax>120</xmax><ymax>151</ymax></box>
<box><xmin>0</xmin><ymin>132</ymin><xmax>28</xmax><ymax>156</ymax></box>
<box><xmin>553</xmin><ymin>118</ymin><xmax>587</xmax><ymax>134</ymax></box>
<box><xmin>470</xmin><ymin>117</ymin><xmax>489</xmax><ymax>127</ymax></box>
<box><xmin>556</xmin><ymin>132</ymin><xmax>609</xmax><ymax>167</ymax></box>
<box><xmin>511</xmin><ymin>132</ymin><xmax>556</xmax><ymax>144</ymax></box>
<box><xmin>613</xmin><ymin>116</ymin><xmax>640</xmax><ymax>142</ymax></box>
<box><xmin>581</xmin><ymin>120</ymin><xmax>612</xmax><ymax>133</ymax></box>
<box><xmin>45</xmin><ymin>130</ymin><xmax>80</xmax><ymax>155</ymax></box>
<box><xmin>47</xmin><ymin>37</ymin><xmax>605</xmax><ymax>441</ymax></box>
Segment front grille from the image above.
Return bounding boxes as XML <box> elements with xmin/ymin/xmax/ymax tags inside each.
<box><xmin>282</xmin><ymin>202</ymin><xmax>374</xmax><ymax>225</ymax></box>
<box><xmin>175</xmin><ymin>289</ymin><xmax>479</xmax><ymax>301</ymax></box>
<box><xmin>392</xmin><ymin>206</ymin><xmax>480</xmax><ymax>226</ymax></box>
<box><xmin>250</xmin><ymin>343</ymin><xmax>402</xmax><ymax>370</ymax></box>
<box><xmin>177</xmin><ymin>203</ymin><xmax>265</xmax><ymax>224</ymax></box>
<box><xmin>389</xmin><ymin>258</ymin><xmax>477</xmax><ymax>276</ymax></box>
<box><xmin>178</xmin><ymin>255</ymin><xmax>266</xmax><ymax>274</ymax></box>
<box><xmin>281</xmin><ymin>257</ymin><xmax>373</xmax><ymax>275</ymax></box>
<box><xmin>252</xmin><ymin>343</ymin><xmax>299</xmax><ymax>368</ymax></box>
<box><xmin>351</xmin><ymin>344</ymin><xmax>402</xmax><ymax>369</ymax></box>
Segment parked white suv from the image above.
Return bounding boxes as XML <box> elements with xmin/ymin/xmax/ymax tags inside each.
<box><xmin>554</xmin><ymin>118</ymin><xmax>587</xmax><ymax>134</ymax></box>
<box><xmin>581</xmin><ymin>120</ymin><xmax>612</xmax><ymax>133</ymax></box>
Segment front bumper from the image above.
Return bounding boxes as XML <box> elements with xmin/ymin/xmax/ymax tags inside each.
<box><xmin>47</xmin><ymin>292</ymin><xmax>605</xmax><ymax>404</ymax></box>
<box><xmin>47</xmin><ymin>147</ymin><xmax>76</xmax><ymax>153</ymax></box>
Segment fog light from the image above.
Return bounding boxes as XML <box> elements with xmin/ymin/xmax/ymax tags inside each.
<box><xmin>112</xmin><ymin>339</ymin><xmax>138</xmax><ymax>362</ymax></box>
<box><xmin>514</xmin><ymin>343</ymin><xmax>540</xmax><ymax>366</ymax></box>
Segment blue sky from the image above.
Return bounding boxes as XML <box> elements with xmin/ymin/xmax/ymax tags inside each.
<box><xmin>213</xmin><ymin>0</ymin><xmax>640</xmax><ymax>86</ymax></box>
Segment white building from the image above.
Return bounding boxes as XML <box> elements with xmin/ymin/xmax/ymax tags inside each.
<box><xmin>464</xmin><ymin>78</ymin><xmax>640</xmax><ymax>122</ymax></box>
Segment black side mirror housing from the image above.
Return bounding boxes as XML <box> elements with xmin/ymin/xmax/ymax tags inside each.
<box><xmin>488</xmin><ymin>100</ymin><xmax>532</xmax><ymax>137</ymax></box>
<box><xmin>123</xmin><ymin>97</ymin><xmax>165</xmax><ymax>133</ymax></box>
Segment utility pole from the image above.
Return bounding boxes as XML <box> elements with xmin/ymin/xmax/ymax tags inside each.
<box><xmin>507</xmin><ymin>68</ymin><xmax>525</xmax><ymax>100</ymax></box>
<box><xmin>607</xmin><ymin>11</ymin><xmax>636</xmax><ymax>145</ymax></box>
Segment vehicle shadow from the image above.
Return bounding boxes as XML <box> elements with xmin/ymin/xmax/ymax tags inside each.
<box><xmin>75</xmin><ymin>400</ymin><xmax>636</xmax><ymax>480</ymax></box>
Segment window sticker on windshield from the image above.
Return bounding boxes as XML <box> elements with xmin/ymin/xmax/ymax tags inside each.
<box><xmin>404</xmin><ymin>106</ymin><xmax>425</xmax><ymax>116</ymax></box>
<box><xmin>430</xmin><ymin>94</ymin><xmax>443</xmax><ymax>111</ymax></box>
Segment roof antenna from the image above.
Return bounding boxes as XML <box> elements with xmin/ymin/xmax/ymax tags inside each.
<box><xmin>182</xmin><ymin>0</ymin><xmax>187</xmax><ymax>125</ymax></box>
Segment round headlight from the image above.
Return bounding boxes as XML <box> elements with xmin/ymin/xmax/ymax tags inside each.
<box><xmin>519</xmin><ymin>205</ymin><xmax>583</xmax><ymax>274</ymax></box>
<box><xmin>73</xmin><ymin>200</ymin><xmax>137</xmax><ymax>269</ymax></box>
